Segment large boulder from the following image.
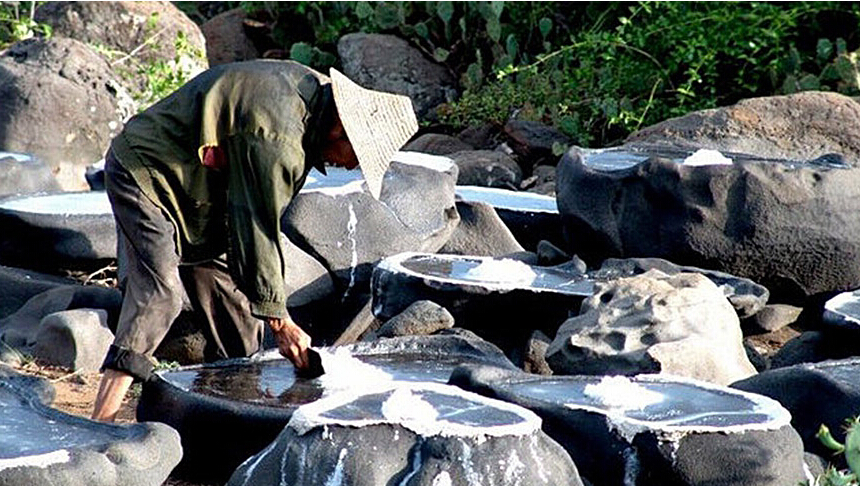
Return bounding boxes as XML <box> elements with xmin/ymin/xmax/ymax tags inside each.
<box><xmin>0</xmin><ymin>151</ymin><xmax>60</xmax><ymax>197</ymax></box>
<box><xmin>0</xmin><ymin>37</ymin><xmax>135</xmax><ymax>190</ymax></box>
<box><xmin>590</xmin><ymin>257</ymin><xmax>769</xmax><ymax>319</ymax></box>
<box><xmin>199</xmin><ymin>7</ymin><xmax>259</xmax><ymax>66</ymax></box>
<box><xmin>0</xmin><ymin>369</ymin><xmax>181</xmax><ymax>486</ymax></box>
<box><xmin>0</xmin><ymin>266</ymin><xmax>74</xmax><ymax>319</ymax></box>
<box><xmin>282</xmin><ymin>152</ymin><xmax>459</xmax><ymax>300</ymax></box>
<box><xmin>138</xmin><ymin>334</ymin><xmax>515</xmax><ymax>483</ymax></box>
<box><xmin>732</xmin><ymin>358</ymin><xmax>860</xmax><ymax>466</ymax></box>
<box><xmin>547</xmin><ymin>270</ymin><xmax>756</xmax><ymax>385</ymax></box>
<box><xmin>0</xmin><ymin>285</ymin><xmax>121</xmax><ymax>362</ymax></box>
<box><xmin>556</xmin><ymin>145</ymin><xmax>860</xmax><ymax>303</ymax></box>
<box><xmin>30</xmin><ymin>309</ymin><xmax>114</xmax><ymax>371</ymax></box>
<box><xmin>228</xmin><ymin>382</ymin><xmax>582</xmax><ymax>486</ymax></box>
<box><xmin>627</xmin><ymin>91</ymin><xmax>860</xmax><ymax>163</ymax></box>
<box><xmin>452</xmin><ymin>365</ymin><xmax>806</xmax><ymax>486</ymax></box>
<box><xmin>337</xmin><ymin>33</ymin><xmax>458</xmax><ymax>119</ymax></box>
<box><xmin>34</xmin><ymin>1</ymin><xmax>207</xmax><ymax>96</ymax></box>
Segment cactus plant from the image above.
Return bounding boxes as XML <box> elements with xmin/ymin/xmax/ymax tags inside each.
<box><xmin>817</xmin><ymin>417</ymin><xmax>860</xmax><ymax>485</ymax></box>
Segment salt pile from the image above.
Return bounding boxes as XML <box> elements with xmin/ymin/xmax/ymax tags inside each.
<box><xmin>583</xmin><ymin>375</ymin><xmax>664</xmax><ymax>411</ymax></box>
<box><xmin>682</xmin><ymin>149</ymin><xmax>733</xmax><ymax>166</ymax></box>
<box><xmin>462</xmin><ymin>258</ymin><xmax>537</xmax><ymax>285</ymax></box>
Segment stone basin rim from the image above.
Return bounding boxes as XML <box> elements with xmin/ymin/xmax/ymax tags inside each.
<box><xmin>575</xmin><ymin>146</ymin><xmax>853</xmax><ymax>172</ymax></box>
<box><xmin>376</xmin><ymin>251</ymin><xmax>589</xmax><ymax>295</ymax></box>
<box><xmin>499</xmin><ymin>373</ymin><xmax>792</xmax><ymax>435</ymax></box>
<box><xmin>287</xmin><ymin>381</ymin><xmax>543</xmax><ymax>439</ymax></box>
<box><xmin>153</xmin><ymin>342</ymin><xmax>513</xmax><ymax>411</ymax></box>
<box><xmin>0</xmin><ymin>191</ymin><xmax>112</xmax><ymax>217</ymax></box>
<box><xmin>455</xmin><ymin>185</ymin><xmax>559</xmax><ymax>214</ymax></box>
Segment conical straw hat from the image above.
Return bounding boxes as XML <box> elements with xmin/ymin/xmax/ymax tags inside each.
<box><xmin>330</xmin><ymin>68</ymin><xmax>418</xmax><ymax>199</ymax></box>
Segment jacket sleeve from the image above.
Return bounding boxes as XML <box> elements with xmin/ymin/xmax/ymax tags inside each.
<box><xmin>224</xmin><ymin>131</ymin><xmax>305</xmax><ymax>319</ymax></box>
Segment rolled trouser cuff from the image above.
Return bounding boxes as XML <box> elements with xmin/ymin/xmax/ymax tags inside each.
<box><xmin>101</xmin><ymin>345</ymin><xmax>155</xmax><ymax>382</ymax></box>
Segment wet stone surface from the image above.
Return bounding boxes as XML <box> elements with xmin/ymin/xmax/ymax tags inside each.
<box><xmin>161</xmin><ymin>353</ymin><xmax>485</xmax><ymax>408</ymax></box>
<box><xmin>0</xmin><ymin>384</ymin><xmax>135</xmax><ymax>458</ymax></box>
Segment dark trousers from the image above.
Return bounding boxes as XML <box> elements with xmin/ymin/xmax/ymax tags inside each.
<box><xmin>102</xmin><ymin>150</ymin><xmax>263</xmax><ymax>381</ymax></box>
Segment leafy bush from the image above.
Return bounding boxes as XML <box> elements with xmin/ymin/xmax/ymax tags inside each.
<box><xmin>441</xmin><ymin>2</ymin><xmax>860</xmax><ymax>147</ymax></box>
<box><xmin>0</xmin><ymin>1</ymin><xmax>51</xmax><ymax>50</ymax></box>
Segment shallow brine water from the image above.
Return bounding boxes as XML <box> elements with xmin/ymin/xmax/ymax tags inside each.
<box><xmin>455</xmin><ymin>186</ymin><xmax>558</xmax><ymax>213</ymax></box>
<box><xmin>502</xmin><ymin>376</ymin><xmax>776</xmax><ymax>428</ymax></box>
<box><xmin>0</xmin><ymin>385</ymin><xmax>134</xmax><ymax>458</ymax></box>
<box><xmin>162</xmin><ymin>354</ymin><xmax>485</xmax><ymax>408</ymax></box>
<box><xmin>399</xmin><ymin>254</ymin><xmax>593</xmax><ymax>295</ymax></box>
<box><xmin>0</xmin><ymin>192</ymin><xmax>112</xmax><ymax>215</ymax></box>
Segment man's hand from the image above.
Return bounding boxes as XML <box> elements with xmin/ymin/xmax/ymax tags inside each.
<box><xmin>267</xmin><ymin>317</ymin><xmax>311</xmax><ymax>370</ymax></box>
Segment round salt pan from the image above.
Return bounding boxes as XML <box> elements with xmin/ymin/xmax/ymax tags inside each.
<box><xmin>0</xmin><ymin>192</ymin><xmax>112</xmax><ymax>215</ymax></box>
<box><xmin>807</xmin><ymin>360</ymin><xmax>860</xmax><ymax>387</ymax></box>
<box><xmin>301</xmin><ymin>167</ymin><xmax>364</xmax><ymax>192</ymax></box>
<box><xmin>824</xmin><ymin>290</ymin><xmax>860</xmax><ymax>327</ymax></box>
<box><xmin>288</xmin><ymin>382</ymin><xmax>540</xmax><ymax>438</ymax></box>
<box><xmin>0</xmin><ymin>385</ymin><xmax>135</xmax><ymax>459</ymax></box>
<box><xmin>160</xmin><ymin>352</ymin><xmax>484</xmax><ymax>408</ymax></box>
<box><xmin>0</xmin><ymin>152</ymin><xmax>32</xmax><ymax>162</ymax></box>
<box><xmin>455</xmin><ymin>186</ymin><xmax>558</xmax><ymax>213</ymax></box>
<box><xmin>580</xmin><ymin>149</ymin><xmax>650</xmax><ymax>171</ymax></box>
<box><xmin>500</xmin><ymin>375</ymin><xmax>790</xmax><ymax>432</ymax></box>
<box><xmin>390</xmin><ymin>252</ymin><xmax>593</xmax><ymax>294</ymax></box>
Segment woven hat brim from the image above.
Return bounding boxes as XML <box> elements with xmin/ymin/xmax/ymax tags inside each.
<box><xmin>330</xmin><ymin>68</ymin><xmax>418</xmax><ymax>199</ymax></box>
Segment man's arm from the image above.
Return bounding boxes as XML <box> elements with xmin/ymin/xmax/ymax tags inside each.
<box><xmin>223</xmin><ymin>133</ymin><xmax>312</xmax><ymax>367</ymax></box>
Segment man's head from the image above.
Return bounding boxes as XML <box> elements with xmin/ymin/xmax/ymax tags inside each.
<box><xmin>321</xmin><ymin>112</ymin><xmax>358</xmax><ymax>170</ymax></box>
<box><xmin>329</xmin><ymin>68</ymin><xmax>418</xmax><ymax>198</ymax></box>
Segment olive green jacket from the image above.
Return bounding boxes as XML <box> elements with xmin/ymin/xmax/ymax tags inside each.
<box><xmin>110</xmin><ymin>60</ymin><xmax>333</xmax><ymax>319</ymax></box>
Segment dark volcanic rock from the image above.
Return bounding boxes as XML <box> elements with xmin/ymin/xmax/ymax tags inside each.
<box><xmin>732</xmin><ymin>358</ymin><xmax>860</xmax><ymax>465</ymax></box>
<box><xmin>200</xmin><ymin>7</ymin><xmax>258</xmax><ymax>66</ymax></box>
<box><xmin>453</xmin><ymin>365</ymin><xmax>805</xmax><ymax>486</ymax></box>
<box><xmin>282</xmin><ymin>153</ymin><xmax>459</xmax><ymax>301</ymax></box>
<box><xmin>0</xmin><ymin>266</ymin><xmax>74</xmax><ymax>319</ymax></box>
<box><xmin>0</xmin><ymin>369</ymin><xmax>181</xmax><ymax>486</ymax></box>
<box><xmin>0</xmin><ymin>191</ymin><xmax>117</xmax><ymax>270</ymax></box>
<box><xmin>626</xmin><ymin>91</ymin><xmax>860</xmax><ymax>163</ymax></box>
<box><xmin>227</xmin><ymin>382</ymin><xmax>582</xmax><ymax>486</ymax></box>
<box><xmin>439</xmin><ymin>200</ymin><xmax>525</xmax><ymax>257</ymax></box>
<box><xmin>373</xmin><ymin>300</ymin><xmax>454</xmax><ymax>339</ymax></box>
<box><xmin>556</xmin><ymin>145</ymin><xmax>860</xmax><ymax>303</ymax></box>
<box><xmin>402</xmin><ymin>133</ymin><xmax>473</xmax><ymax>155</ymax></box>
<box><xmin>448</xmin><ymin>150</ymin><xmax>523</xmax><ymax>189</ymax></box>
<box><xmin>455</xmin><ymin>185</ymin><xmax>562</xmax><ymax>251</ymax></box>
<box><xmin>337</xmin><ymin>33</ymin><xmax>458</xmax><ymax>118</ymax></box>
<box><xmin>138</xmin><ymin>334</ymin><xmax>516</xmax><ymax>483</ymax></box>
<box><xmin>503</xmin><ymin>120</ymin><xmax>571</xmax><ymax>168</ymax></box>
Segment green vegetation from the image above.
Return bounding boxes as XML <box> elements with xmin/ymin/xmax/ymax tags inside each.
<box><xmin>814</xmin><ymin>417</ymin><xmax>860</xmax><ymax>486</ymax></box>
<box><xmin>5</xmin><ymin>2</ymin><xmax>860</xmax><ymax>146</ymax></box>
<box><xmin>0</xmin><ymin>1</ymin><xmax>50</xmax><ymax>50</ymax></box>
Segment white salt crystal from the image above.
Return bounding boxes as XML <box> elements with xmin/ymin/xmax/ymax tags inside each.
<box><xmin>583</xmin><ymin>375</ymin><xmax>664</xmax><ymax>411</ymax></box>
<box><xmin>462</xmin><ymin>258</ymin><xmax>537</xmax><ymax>285</ymax></box>
<box><xmin>682</xmin><ymin>149</ymin><xmax>733</xmax><ymax>166</ymax></box>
